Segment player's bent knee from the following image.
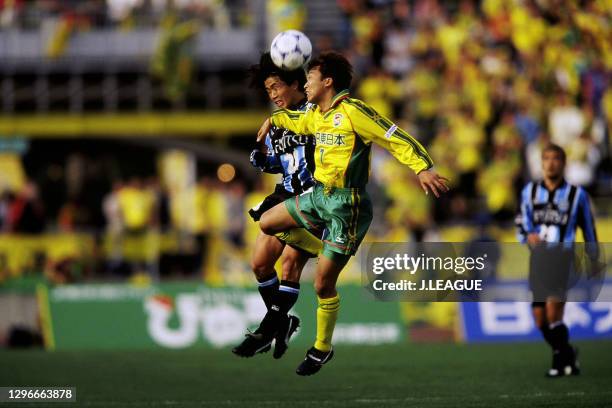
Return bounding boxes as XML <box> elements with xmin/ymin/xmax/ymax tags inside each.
<box><xmin>260</xmin><ymin>203</ymin><xmax>298</xmax><ymax>236</ymax></box>
<box><xmin>251</xmin><ymin>259</ymin><xmax>272</xmax><ymax>280</ymax></box>
<box><xmin>259</xmin><ymin>212</ymin><xmax>278</xmax><ymax>236</ymax></box>
<box><xmin>314</xmin><ymin>280</ymin><xmax>336</xmax><ymax>298</ymax></box>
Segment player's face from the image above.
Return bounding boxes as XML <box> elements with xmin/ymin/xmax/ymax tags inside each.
<box><xmin>264</xmin><ymin>76</ymin><xmax>294</xmax><ymax>109</ymax></box>
<box><xmin>305</xmin><ymin>67</ymin><xmax>325</xmax><ymax>104</ymax></box>
<box><xmin>542</xmin><ymin>150</ymin><xmax>565</xmax><ymax>180</ymax></box>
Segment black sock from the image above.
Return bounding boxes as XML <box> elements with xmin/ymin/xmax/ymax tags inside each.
<box><xmin>260</xmin><ymin>280</ymin><xmax>300</xmax><ymax>334</ymax></box>
<box><xmin>548</xmin><ymin>321</ymin><xmax>571</xmax><ymax>353</ymax></box>
<box><xmin>256</xmin><ymin>273</ymin><xmax>279</xmax><ymax>311</ymax></box>
<box><xmin>539</xmin><ymin>323</ymin><xmax>555</xmax><ymax>349</ymax></box>
<box><xmin>274</xmin><ymin>280</ymin><xmax>300</xmax><ymax>314</ymax></box>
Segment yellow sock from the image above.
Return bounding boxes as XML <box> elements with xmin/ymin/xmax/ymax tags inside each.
<box><xmin>314</xmin><ymin>294</ymin><xmax>340</xmax><ymax>352</ymax></box>
<box><xmin>275</xmin><ymin>228</ymin><xmax>322</xmax><ymax>256</ymax></box>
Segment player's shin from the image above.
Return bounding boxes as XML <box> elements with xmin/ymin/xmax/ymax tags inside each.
<box><xmin>314</xmin><ymin>294</ymin><xmax>340</xmax><ymax>352</ymax></box>
<box><xmin>539</xmin><ymin>323</ymin><xmax>555</xmax><ymax>349</ymax></box>
<box><xmin>259</xmin><ymin>280</ymin><xmax>300</xmax><ymax>334</ymax></box>
<box><xmin>257</xmin><ymin>273</ymin><xmax>279</xmax><ymax>311</ymax></box>
<box><xmin>548</xmin><ymin>320</ymin><xmax>571</xmax><ymax>353</ymax></box>
<box><xmin>271</xmin><ymin>281</ymin><xmax>301</xmax><ymax>358</ymax></box>
<box><xmin>276</xmin><ymin>280</ymin><xmax>301</xmax><ymax>312</ymax></box>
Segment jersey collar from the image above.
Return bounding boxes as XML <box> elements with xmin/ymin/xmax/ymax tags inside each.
<box><xmin>329</xmin><ymin>89</ymin><xmax>350</xmax><ymax>109</ymax></box>
<box><xmin>542</xmin><ymin>178</ymin><xmax>567</xmax><ymax>194</ymax></box>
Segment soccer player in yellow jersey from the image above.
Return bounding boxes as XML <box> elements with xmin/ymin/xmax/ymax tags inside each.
<box><xmin>255</xmin><ymin>52</ymin><xmax>449</xmax><ymax>375</ymax></box>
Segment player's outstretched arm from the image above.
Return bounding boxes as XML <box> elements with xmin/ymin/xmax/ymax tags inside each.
<box><xmin>345</xmin><ymin>99</ymin><xmax>449</xmax><ymax>197</ymax></box>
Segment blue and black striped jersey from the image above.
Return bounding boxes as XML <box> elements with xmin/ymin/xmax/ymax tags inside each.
<box><xmin>516</xmin><ymin>180</ymin><xmax>597</xmax><ymax>243</ymax></box>
<box><xmin>255</xmin><ymin>100</ymin><xmax>315</xmax><ymax>194</ymax></box>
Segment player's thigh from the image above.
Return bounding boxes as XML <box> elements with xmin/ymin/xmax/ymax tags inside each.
<box><xmin>259</xmin><ymin>202</ymin><xmax>300</xmax><ymax>235</ymax></box>
<box><xmin>323</xmin><ymin>192</ymin><xmax>372</xmax><ymax>255</ymax></box>
<box><xmin>314</xmin><ymin>253</ymin><xmax>350</xmax><ymax>298</ymax></box>
<box><xmin>281</xmin><ymin>245</ymin><xmax>310</xmax><ymax>282</ymax></box>
<box><xmin>251</xmin><ymin>231</ymin><xmax>284</xmax><ymax>278</ymax></box>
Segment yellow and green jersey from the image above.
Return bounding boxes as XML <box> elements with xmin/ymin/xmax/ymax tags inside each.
<box><xmin>270</xmin><ymin>90</ymin><xmax>433</xmax><ymax>189</ymax></box>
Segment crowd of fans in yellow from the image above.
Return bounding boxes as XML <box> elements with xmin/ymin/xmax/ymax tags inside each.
<box><xmin>342</xmin><ymin>0</ymin><xmax>609</xmax><ymax>237</ymax></box>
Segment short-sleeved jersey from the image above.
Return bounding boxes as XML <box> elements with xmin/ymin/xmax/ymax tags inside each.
<box><xmin>270</xmin><ymin>90</ymin><xmax>433</xmax><ymax>189</ymax></box>
<box><xmin>516</xmin><ymin>180</ymin><xmax>597</xmax><ymax>243</ymax></box>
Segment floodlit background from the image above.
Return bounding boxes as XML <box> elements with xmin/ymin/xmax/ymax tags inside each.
<box><xmin>0</xmin><ymin>0</ymin><xmax>610</xmax><ymax>355</ymax></box>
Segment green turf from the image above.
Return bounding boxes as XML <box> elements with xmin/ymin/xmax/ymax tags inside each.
<box><xmin>1</xmin><ymin>341</ymin><xmax>612</xmax><ymax>407</ymax></box>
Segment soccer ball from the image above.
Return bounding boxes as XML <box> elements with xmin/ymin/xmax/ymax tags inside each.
<box><xmin>270</xmin><ymin>30</ymin><xmax>312</xmax><ymax>71</ymax></box>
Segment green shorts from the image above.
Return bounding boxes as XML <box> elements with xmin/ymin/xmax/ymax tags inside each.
<box><xmin>284</xmin><ymin>183</ymin><xmax>373</xmax><ymax>257</ymax></box>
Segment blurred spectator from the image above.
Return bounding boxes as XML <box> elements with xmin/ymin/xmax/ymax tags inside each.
<box><xmin>492</xmin><ymin>109</ymin><xmax>522</xmax><ymax>153</ymax></box>
<box><xmin>581</xmin><ymin>59</ymin><xmax>608</xmax><ymax>118</ymax></box>
<box><xmin>382</xmin><ymin>18</ymin><xmax>414</xmax><ymax>77</ymax></box>
<box><xmin>357</xmin><ymin>66</ymin><xmax>400</xmax><ymax>120</ymax></box>
<box><xmin>267</xmin><ymin>0</ymin><xmax>306</xmax><ymax>43</ymax></box>
<box><xmin>0</xmin><ymin>191</ymin><xmax>14</xmax><ymax>231</ymax></box>
<box><xmin>117</xmin><ymin>177</ymin><xmax>155</xmax><ymax>231</ymax></box>
<box><xmin>103</xmin><ymin>180</ymin><xmax>124</xmax><ymax>273</ymax></box>
<box><xmin>477</xmin><ymin>145</ymin><xmax>521</xmax><ymax>220</ymax></box>
<box><xmin>526</xmin><ymin>132</ymin><xmax>551</xmax><ymax>181</ymax></box>
<box><xmin>381</xmin><ymin>0</ymin><xmax>413</xmax><ymax>74</ymax></box>
<box><xmin>449</xmin><ymin>107</ymin><xmax>485</xmax><ymax>196</ymax></box>
<box><xmin>106</xmin><ymin>0</ymin><xmax>142</xmax><ymax>23</ymax></box>
<box><xmin>565</xmin><ymin>130</ymin><xmax>602</xmax><ymax>187</ymax></box>
<box><xmin>515</xmin><ymin>101</ymin><xmax>542</xmax><ymax>145</ymax></box>
<box><xmin>115</xmin><ymin>177</ymin><xmax>158</xmax><ymax>278</ymax></box>
<box><xmin>167</xmin><ymin>177</ymin><xmax>210</xmax><ymax>275</ymax></box>
<box><xmin>224</xmin><ymin>181</ymin><xmax>246</xmax><ymax>247</ymax></box>
<box><xmin>57</xmin><ymin>199</ymin><xmax>86</xmax><ymax>232</ymax></box>
<box><xmin>6</xmin><ymin>182</ymin><xmax>45</xmax><ymax>234</ymax></box>
<box><xmin>314</xmin><ymin>32</ymin><xmax>336</xmax><ymax>54</ymax></box>
<box><xmin>548</xmin><ymin>92</ymin><xmax>585</xmax><ymax>148</ymax></box>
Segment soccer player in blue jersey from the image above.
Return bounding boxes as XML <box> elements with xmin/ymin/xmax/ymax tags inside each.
<box><xmin>232</xmin><ymin>53</ymin><xmax>322</xmax><ymax>359</ymax></box>
<box><xmin>517</xmin><ymin>144</ymin><xmax>598</xmax><ymax>377</ymax></box>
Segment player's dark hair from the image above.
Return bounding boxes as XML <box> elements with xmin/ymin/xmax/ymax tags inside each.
<box><xmin>247</xmin><ymin>52</ymin><xmax>306</xmax><ymax>91</ymax></box>
<box><xmin>308</xmin><ymin>52</ymin><xmax>353</xmax><ymax>93</ymax></box>
<box><xmin>542</xmin><ymin>143</ymin><xmax>566</xmax><ymax>163</ymax></box>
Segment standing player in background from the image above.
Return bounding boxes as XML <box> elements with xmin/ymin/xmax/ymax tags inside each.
<box><xmin>517</xmin><ymin>144</ymin><xmax>598</xmax><ymax>377</ymax></box>
<box><xmin>232</xmin><ymin>53</ymin><xmax>322</xmax><ymax>359</ymax></box>
<box><xmin>256</xmin><ymin>52</ymin><xmax>449</xmax><ymax>375</ymax></box>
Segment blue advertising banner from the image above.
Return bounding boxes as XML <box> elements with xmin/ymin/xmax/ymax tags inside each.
<box><xmin>460</xmin><ymin>281</ymin><xmax>612</xmax><ymax>342</ymax></box>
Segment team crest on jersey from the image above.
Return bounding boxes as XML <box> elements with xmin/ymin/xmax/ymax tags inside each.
<box><xmin>333</xmin><ymin>113</ymin><xmax>343</xmax><ymax>127</ymax></box>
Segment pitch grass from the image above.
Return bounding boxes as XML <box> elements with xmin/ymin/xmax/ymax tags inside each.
<box><xmin>1</xmin><ymin>341</ymin><xmax>612</xmax><ymax>408</ymax></box>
